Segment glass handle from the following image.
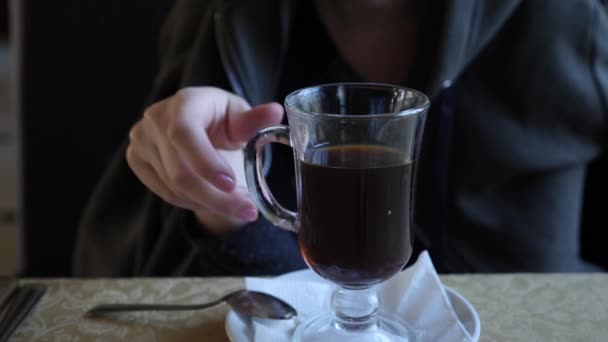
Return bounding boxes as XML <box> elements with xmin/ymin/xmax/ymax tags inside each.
<box><xmin>244</xmin><ymin>125</ymin><xmax>297</xmax><ymax>232</ymax></box>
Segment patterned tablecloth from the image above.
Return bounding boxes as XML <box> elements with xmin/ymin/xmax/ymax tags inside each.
<box><xmin>10</xmin><ymin>274</ymin><xmax>608</xmax><ymax>341</ymax></box>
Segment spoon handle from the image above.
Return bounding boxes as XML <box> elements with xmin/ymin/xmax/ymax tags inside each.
<box><xmin>86</xmin><ymin>299</ymin><xmax>223</xmax><ymax>316</ymax></box>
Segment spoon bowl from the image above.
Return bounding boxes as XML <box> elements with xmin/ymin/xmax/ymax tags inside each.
<box><xmin>86</xmin><ymin>289</ymin><xmax>297</xmax><ymax>320</ymax></box>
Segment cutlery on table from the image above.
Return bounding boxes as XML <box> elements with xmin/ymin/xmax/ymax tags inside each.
<box><xmin>0</xmin><ymin>281</ymin><xmax>46</xmax><ymax>342</ymax></box>
<box><xmin>87</xmin><ymin>289</ymin><xmax>297</xmax><ymax>320</ymax></box>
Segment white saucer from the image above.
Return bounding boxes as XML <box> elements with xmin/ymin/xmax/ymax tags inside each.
<box><xmin>225</xmin><ymin>269</ymin><xmax>481</xmax><ymax>341</ymax></box>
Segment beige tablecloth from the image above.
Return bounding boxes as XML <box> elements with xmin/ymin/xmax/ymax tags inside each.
<box><xmin>10</xmin><ymin>274</ymin><xmax>608</xmax><ymax>341</ymax></box>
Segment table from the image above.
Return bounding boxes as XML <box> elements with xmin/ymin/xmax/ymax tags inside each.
<box><xmin>10</xmin><ymin>274</ymin><xmax>608</xmax><ymax>341</ymax></box>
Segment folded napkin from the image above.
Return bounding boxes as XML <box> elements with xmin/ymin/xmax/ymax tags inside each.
<box><xmin>245</xmin><ymin>251</ymin><xmax>475</xmax><ymax>342</ymax></box>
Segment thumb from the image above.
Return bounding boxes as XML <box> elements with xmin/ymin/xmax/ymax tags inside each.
<box><xmin>225</xmin><ymin>102</ymin><xmax>284</xmax><ymax>149</ymax></box>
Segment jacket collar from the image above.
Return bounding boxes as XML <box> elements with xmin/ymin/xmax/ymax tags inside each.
<box><xmin>214</xmin><ymin>0</ymin><xmax>290</xmax><ymax>105</ymax></box>
<box><xmin>215</xmin><ymin>0</ymin><xmax>522</xmax><ymax>102</ymax></box>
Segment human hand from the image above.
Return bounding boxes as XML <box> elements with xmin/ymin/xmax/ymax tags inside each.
<box><xmin>126</xmin><ymin>87</ymin><xmax>283</xmax><ymax>234</ymax></box>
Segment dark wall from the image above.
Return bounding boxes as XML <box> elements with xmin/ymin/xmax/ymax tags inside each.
<box><xmin>1</xmin><ymin>0</ymin><xmax>7</xmax><ymax>39</ymax></box>
<box><xmin>18</xmin><ymin>0</ymin><xmax>174</xmax><ymax>276</ymax></box>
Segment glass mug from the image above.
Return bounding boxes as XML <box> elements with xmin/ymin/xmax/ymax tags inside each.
<box><xmin>245</xmin><ymin>83</ymin><xmax>429</xmax><ymax>341</ymax></box>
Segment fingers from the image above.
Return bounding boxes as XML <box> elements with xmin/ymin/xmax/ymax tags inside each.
<box><xmin>126</xmin><ymin>145</ymin><xmax>198</xmax><ymax>211</ymax></box>
<box><xmin>129</xmin><ymin>116</ymin><xmax>257</xmax><ymax>222</ymax></box>
<box><xmin>161</xmin><ymin>90</ymin><xmax>283</xmax><ymax>191</ymax></box>
<box><xmin>166</xmin><ymin>118</ymin><xmax>237</xmax><ymax>192</ymax></box>
<box><xmin>128</xmin><ymin>138</ymin><xmax>258</xmax><ymax>223</ymax></box>
<box><xmin>126</xmin><ymin>87</ymin><xmax>278</xmax><ymax>231</ymax></box>
<box><xmin>193</xmin><ymin>188</ymin><xmax>258</xmax><ymax>235</ymax></box>
<box><xmin>224</xmin><ymin>102</ymin><xmax>284</xmax><ymax>146</ymax></box>
<box><xmin>154</xmin><ymin>89</ymin><xmax>239</xmax><ymax>192</ymax></box>
<box><xmin>154</xmin><ymin>133</ymin><xmax>256</xmax><ymax>218</ymax></box>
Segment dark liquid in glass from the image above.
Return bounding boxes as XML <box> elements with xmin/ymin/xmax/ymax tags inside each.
<box><xmin>298</xmin><ymin>145</ymin><xmax>413</xmax><ymax>288</ymax></box>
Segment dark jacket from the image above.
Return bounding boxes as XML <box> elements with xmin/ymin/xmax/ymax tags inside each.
<box><xmin>73</xmin><ymin>0</ymin><xmax>608</xmax><ymax>276</ymax></box>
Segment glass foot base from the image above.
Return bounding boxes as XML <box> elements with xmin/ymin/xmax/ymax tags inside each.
<box><xmin>292</xmin><ymin>313</ymin><xmax>416</xmax><ymax>342</ymax></box>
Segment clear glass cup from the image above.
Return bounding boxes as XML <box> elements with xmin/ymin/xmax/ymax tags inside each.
<box><xmin>245</xmin><ymin>83</ymin><xmax>429</xmax><ymax>341</ymax></box>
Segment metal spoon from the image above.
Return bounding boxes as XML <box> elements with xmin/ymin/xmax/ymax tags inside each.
<box><xmin>86</xmin><ymin>290</ymin><xmax>296</xmax><ymax>320</ymax></box>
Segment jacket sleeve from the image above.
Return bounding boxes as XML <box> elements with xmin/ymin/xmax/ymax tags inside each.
<box><xmin>72</xmin><ymin>0</ymin><xmax>304</xmax><ymax>277</ymax></box>
<box><xmin>593</xmin><ymin>1</ymin><xmax>608</xmax><ymax>121</ymax></box>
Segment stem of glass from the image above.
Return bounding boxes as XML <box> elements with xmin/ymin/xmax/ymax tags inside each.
<box><xmin>331</xmin><ymin>286</ymin><xmax>380</xmax><ymax>332</ymax></box>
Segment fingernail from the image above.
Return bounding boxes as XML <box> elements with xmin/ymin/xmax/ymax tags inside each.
<box><xmin>236</xmin><ymin>205</ymin><xmax>258</xmax><ymax>222</ymax></box>
<box><xmin>216</xmin><ymin>173</ymin><xmax>236</xmax><ymax>192</ymax></box>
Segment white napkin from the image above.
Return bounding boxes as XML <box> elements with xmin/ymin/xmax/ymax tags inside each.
<box><xmin>244</xmin><ymin>251</ymin><xmax>474</xmax><ymax>342</ymax></box>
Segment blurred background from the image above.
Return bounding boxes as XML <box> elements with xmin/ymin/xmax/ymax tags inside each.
<box><xmin>0</xmin><ymin>0</ymin><xmax>174</xmax><ymax>276</ymax></box>
<box><xmin>0</xmin><ymin>0</ymin><xmax>16</xmax><ymax>275</ymax></box>
<box><xmin>0</xmin><ymin>1</ymin><xmax>606</xmax><ymax>277</ymax></box>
